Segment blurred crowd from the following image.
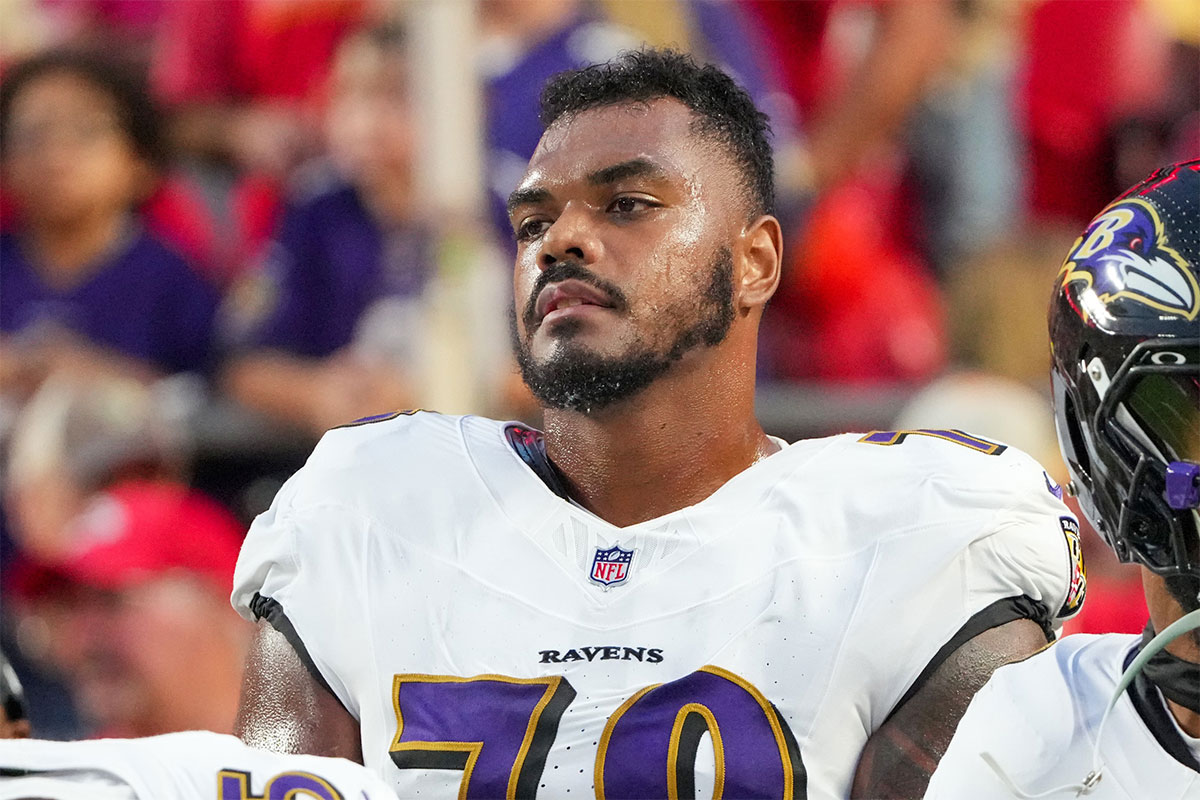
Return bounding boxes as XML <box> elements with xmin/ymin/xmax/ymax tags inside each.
<box><xmin>0</xmin><ymin>0</ymin><xmax>1194</xmax><ymax>739</ymax></box>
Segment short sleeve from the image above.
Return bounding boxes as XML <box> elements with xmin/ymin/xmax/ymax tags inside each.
<box><xmin>838</xmin><ymin>441</ymin><xmax>1080</xmax><ymax>728</ymax></box>
<box><xmin>966</xmin><ymin>454</ymin><xmax>1081</xmax><ymax>626</ymax></box>
<box><xmin>231</xmin><ymin>472</ymin><xmax>373</xmax><ymax>718</ymax></box>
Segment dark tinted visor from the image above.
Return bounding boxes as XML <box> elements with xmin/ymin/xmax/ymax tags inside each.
<box><xmin>1126</xmin><ymin>370</ymin><xmax>1200</xmax><ymax>463</ymax></box>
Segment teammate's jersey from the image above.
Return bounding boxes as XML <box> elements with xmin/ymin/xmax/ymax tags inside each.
<box><xmin>0</xmin><ymin>730</ymin><xmax>400</xmax><ymax>800</ymax></box>
<box><xmin>232</xmin><ymin>412</ymin><xmax>1080</xmax><ymax>799</ymax></box>
<box><xmin>926</xmin><ymin>634</ymin><xmax>1200</xmax><ymax>800</ymax></box>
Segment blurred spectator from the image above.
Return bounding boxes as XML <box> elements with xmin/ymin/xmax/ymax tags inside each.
<box><xmin>905</xmin><ymin>0</ymin><xmax>1027</xmax><ymax>275</ymax></box>
<box><xmin>14</xmin><ymin>479</ymin><xmax>248</xmax><ymax>738</ymax></box>
<box><xmin>1021</xmin><ymin>0</ymin><xmax>1178</xmax><ymax>225</ymax></box>
<box><xmin>4</xmin><ymin>374</ymin><xmax>183</xmax><ymax>563</ymax></box>
<box><xmin>220</xmin><ymin>23</ymin><xmax>431</xmax><ymax>436</ymax></box>
<box><xmin>2</xmin><ymin>373</ymin><xmax>246</xmax><ymax>738</ymax></box>
<box><xmin>37</xmin><ymin>0</ymin><xmax>166</xmax><ymax>70</ymax></box>
<box><xmin>761</xmin><ymin>174</ymin><xmax>947</xmax><ymax>383</ymax></box>
<box><xmin>743</xmin><ymin>0</ymin><xmax>959</xmax><ymax>196</ymax></box>
<box><xmin>479</xmin><ymin>0</ymin><xmax>639</xmax><ymax>245</ymax></box>
<box><xmin>940</xmin><ymin>232</ymin><xmax>1077</xmax><ymax>389</ymax></box>
<box><xmin>151</xmin><ymin>0</ymin><xmax>365</xmax><ymax>180</ymax></box>
<box><xmin>0</xmin><ymin>50</ymin><xmax>219</xmax><ymax>409</ymax></box>
<box><xmin>1107</xmin><ymin>0</ymin><xmax>1200</xmax><ymax>191</ymax></box>
<box><xmin>892</xmin><ymin>371</ymin><xmax>1063</xmax><ymax>475</ymax></box>
<box><xmin>745</xmin><ymin>0</ymin><xmax>961</xmax><ymax>384</ymax></box>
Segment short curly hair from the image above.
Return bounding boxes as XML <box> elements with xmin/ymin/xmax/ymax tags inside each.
<box><xmin>0</xmin><ymin>49</ymin><xmax>166</xmax><ymax>167</ymax></box>
<box><xmin>539</xmin><ymin>48</ymin><xmax>774</xmax><ymax>218</ymax></box>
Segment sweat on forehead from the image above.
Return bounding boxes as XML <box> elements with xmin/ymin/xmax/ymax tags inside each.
<box><xmin>527</xmin><ymin>100</ymin><xmax>750</xmax><ymax>215</ymax></box>
<box><xmin>539</xmin><ymin>48</ymin><xmax>775</xmax><ymax>218</ymax></box>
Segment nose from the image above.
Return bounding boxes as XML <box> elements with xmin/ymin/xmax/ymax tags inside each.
<box><xmin>537</xmin><ymin>201</ymin><xmax>601</xmax><ymax>270</ymax></box>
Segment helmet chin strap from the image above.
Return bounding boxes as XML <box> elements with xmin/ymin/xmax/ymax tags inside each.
<box><xmin>979</xmin><ymin>608</ymin><xmax>1200</xmax><ymax>797</ymax></box>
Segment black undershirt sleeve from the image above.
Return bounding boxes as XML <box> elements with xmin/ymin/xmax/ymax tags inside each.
<box><xmin>886</xmin><ymin>594</ymin><xmax>1054</xmax><ymax>722</ymax></box>
<box><xmin>249</xmin><ymin>592</ymin><xmax>356</xmax><ymax>719</ymax></box>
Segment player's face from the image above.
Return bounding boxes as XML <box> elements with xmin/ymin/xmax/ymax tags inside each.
<box><xmin>508</xmin><ymin>99</ymin><xmax>742</xmax><ymax>413</ymax></box>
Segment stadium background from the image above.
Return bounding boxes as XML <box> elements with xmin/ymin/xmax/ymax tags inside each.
<box><xmin>0</xmin><ymin>0</ymin><xmax>1195</xmax><ymax>741</ymax></box>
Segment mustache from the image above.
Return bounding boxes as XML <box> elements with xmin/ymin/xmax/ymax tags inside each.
<box><xmin>521</xmin><ymin>260</ymin><xmax>629</xmax><ymax>331</ymax></box>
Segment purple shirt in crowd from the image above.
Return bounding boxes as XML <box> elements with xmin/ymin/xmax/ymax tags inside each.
<box><xmin>233</xmin><ymin>171</ymin><xmax>431</xmax><ymax>359</ymax></box>
<box><xmin>0</xmin><ymin>226</ymin><xmax>218</xmax><ymax>375</ymax></box>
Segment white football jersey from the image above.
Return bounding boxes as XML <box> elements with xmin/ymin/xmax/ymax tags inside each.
<box><xmin>926</xmin><ymin>634</ymin><xmax>1200</xmax><ymax>800</ymax></box>
<box><xmin>232</xmin><ymin>412</ymin><xmax>1080</xmax><ymax>799</ymax></box>
<box><xmin>0</xmin><ymin>730</ymin><xmax>400</xmax><ymax>800</ymax></box>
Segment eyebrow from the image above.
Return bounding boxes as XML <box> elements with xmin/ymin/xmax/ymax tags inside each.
<box><xmin>506</xmin><ymin>159</ymin><xmax>671</xmax><ymax>217</ymax></box>
<box><xmin>587</xmin><ymin>158</ymin><xmax>668</xmax><ymax>186</ymax></box>
<box><xmin>506</xmin><ymin>186</ymin><xmax>552</xmax><ymax>217</ymax></box>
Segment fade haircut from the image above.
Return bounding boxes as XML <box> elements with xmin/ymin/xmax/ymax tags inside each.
<box><xmin>539</xmin><ymin>48</ymin><xmax>775</xmax><ymax>218</ymax></box>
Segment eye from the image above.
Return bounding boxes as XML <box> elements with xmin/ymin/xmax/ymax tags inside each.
<box><xmin>607</xmin><ymin>196</ymin><xmax>657</xmax><ymax>215</ymax></box>
<box><xmin>515</xmin><ymin>218</ymin><xmax>551</xmax><ymax>242</ymax></box>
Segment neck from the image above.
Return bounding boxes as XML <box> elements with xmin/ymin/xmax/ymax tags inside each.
<box><xmin>25</xmin><ymin>211</ymin><xmax>129</xmax><ymax>287</ymax></box>
<box><xmin>1167</xmin><ymin>699</ymin><xmax>1200</xmax><ymax>738</ymax></box>
<box><xmin>1142</xmin><ymin>568</ymin><xmax>1200</xmax><ymax>737</ymax></box>
<box><xmin>1161</xmin><ymin>619</ymin><xmax>1200</xmax><ymax>738</ymax></box>
<box><xmin>541</xmin><ymin>354</ymin><xmax>775</xmax><ymax>527</ymax></box>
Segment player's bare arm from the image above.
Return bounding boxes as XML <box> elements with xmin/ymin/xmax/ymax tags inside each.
<box><xmin>850</xmin><ymin>617</ymin><xmax>1050</xmax><ymax>798</ymax></box>
<box><xmin>234</xmin><ymin>622</ymin><xmax>362</xmax><ymax>762</ymax></box>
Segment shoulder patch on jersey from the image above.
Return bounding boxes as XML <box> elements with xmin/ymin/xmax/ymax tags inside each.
<box><xmin>858</xmin><ymin>429</ymin><xmax>1007</xmax><ymax>455</ymax></box>
<box><xmin>1057</xmin><ymin>516</ymin><xmax>1087</xmax><ymax>617</ymax></box>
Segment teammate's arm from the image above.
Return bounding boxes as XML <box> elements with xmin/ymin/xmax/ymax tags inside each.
<box><xmin>849</xmin><ymin>617</ymin><xmax>1049</xmax><ymax>798</ymax></box>
<box><xmin>234</xmin><ymin>622</ymin><xmax>363</xmax><ymax>762</ymax></box>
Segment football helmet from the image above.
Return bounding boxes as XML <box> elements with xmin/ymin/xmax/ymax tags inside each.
<box><xmin>1049</xmin><ymin>160</ymin><xmax>1200</xmax><ymax>581</ymax></box>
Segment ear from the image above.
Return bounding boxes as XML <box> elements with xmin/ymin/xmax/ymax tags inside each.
<box><xmin>734</xmin><ymin>214</ymin><xmax>783</xmax><ymax>312</ymax></box>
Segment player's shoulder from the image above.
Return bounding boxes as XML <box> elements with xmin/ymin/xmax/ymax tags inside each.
<box><xmin>973</xmin><ymin>634</ymin><xmax>1136</xmax><ymax>739</ymax></box>
<box><xmin>307</xmin><ymin>408</ymin><xmax>492</xmax><ymax>469</ymax></box>
<box><xmin>994</xmin><ymin>632</ymin><xmax>1135</xmax><ymax>693</ymax></box>
<box><xmin>277</xmin><ymin>410</ymin><xmax>502</xmax><ymax>507</ymax></box>
<box><xmin>926</xmin><ymin>635</ymin><xmax>1138</xmax><ymax>800</ymax></box>
<box><xmin>796</xmin><ymin>428</ymin><xmax>1062</xmax><ymax>502</ymax></box>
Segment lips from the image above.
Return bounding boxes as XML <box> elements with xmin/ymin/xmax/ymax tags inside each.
<box><xmin>534</xmin><ymin>279</ymin><xmax>615</xmax><ymax>323</ymax></box>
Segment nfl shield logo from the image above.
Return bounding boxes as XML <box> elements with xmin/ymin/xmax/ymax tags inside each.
<box><xmin>590</xmin><ymin>544</ymin><xmax>634</xmax><ymax>587</ymax></box>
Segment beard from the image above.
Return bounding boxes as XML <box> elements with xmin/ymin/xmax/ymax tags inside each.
<box><xmin>511</xmin><ymin>247</ymin><xmax>735</xmax><ymax>415</ymax></box>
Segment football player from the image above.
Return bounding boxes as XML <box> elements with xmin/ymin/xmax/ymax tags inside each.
<box><xmin>0</xmin><ymin>654</ymin><xmax>398</xmax><ymax>799</ymax></box>
<box><xmin>926</xmin><ymin>160</ymin><xmax>1200</xmax><ymax>798</ymax></box>
<box><xmin>232</xmin><ymin>49</ymin><xmax>1081</xmax><ymax>798</ymax></box>
<box><xmin>0</xmin><ymin>731</ymin><xmax>401</xmax><ymax>799</ymax></box>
